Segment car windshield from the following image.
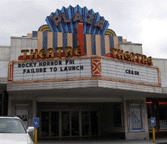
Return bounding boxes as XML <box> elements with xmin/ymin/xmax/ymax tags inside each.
<box><xmin>0</xmin><ymin>118</ymin><xmax>26</xmax><ymax>133</ymax></box>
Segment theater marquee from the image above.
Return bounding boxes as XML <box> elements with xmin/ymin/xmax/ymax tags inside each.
<box><xmin>8</xmin><ymin>56</ymin><xmax>161</xmax><ymax>87</ymax></box>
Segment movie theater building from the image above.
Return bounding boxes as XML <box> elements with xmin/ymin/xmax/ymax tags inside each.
<box><xmin>1</xmin><ymin>5</ymin><xmax>167</xmax><ymax>140</ymax></box>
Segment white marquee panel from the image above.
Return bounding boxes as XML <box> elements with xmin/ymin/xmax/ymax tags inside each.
<box><xmin>101</xmin><ymin>59</ymin><xmax>159</xmax><ymax>85</ymax></box>
<box><xmin>13</xmin><ymin>59</ymin><xmax>91</xmax><ymax>81</ymax></box>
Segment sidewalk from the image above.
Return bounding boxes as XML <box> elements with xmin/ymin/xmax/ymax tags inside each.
<box><xmin>37</xmin><ymin>138</ymin><xmax>167</xmax><ymax>144</ymax></box>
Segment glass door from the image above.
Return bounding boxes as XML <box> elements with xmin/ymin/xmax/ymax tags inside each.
<box><xmin>81</xmin><ymin>111</ymin><xmax>90</xmax><ymax>136</ymax></box>
<box><xmin>41</xmin><ymin>112</ymin><xmax>49</xmax><ymax>137</ymax></box>
<box><xmin>90</xmin><ymin>111</ymin><xmax>98</xmax><ymax>135</ymax></box>
<box><xmin>62</xmin><ymin>111</ymin><xmax>70</xmax><ymax>136</ymax></box>
<box><xmin>51</xmin><ymin>111</ymin><xmax>59</xmax><ymax>137</ymax></box>
<box><xmin>71</xmin><ymin>111</ymin><xmax>79</xmax><ymax>136</ymax></box>
<box><xmin>40</xmin><ymin>110</ymin><xmax>99</xmax><ymax>138</ymax></box>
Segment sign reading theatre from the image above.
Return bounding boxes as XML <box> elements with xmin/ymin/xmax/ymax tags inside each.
<box><xmin>20</xmin><ymin>46</ymin><xmax>82</xmax><ymax>60</ymax></box>
<box><xmin>109</xmin><ymin>48</ymin><xmax>153</xmax><ymax>65</ymax></box>
<box><xmin>20</xmin><ymin>46</ymin><xmax>153</xmax><ymax>66</ymax></box>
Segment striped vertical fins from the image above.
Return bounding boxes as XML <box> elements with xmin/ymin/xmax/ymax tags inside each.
<box><xmin>104</xmin><ymin>35</ymin><xmax>110</xmax><ymax>54</ymax></box>
<box><xmin>87</xmin><ymin>9</ymin><xmax>95</xmax><ymax>34</ymax></box>
<box><xmin>67</xmin><ymin>5</ymin><xmax>74</xmax><ymax>33</ymax></box>
<box><xmin>73</xmin><ymin>5</ymin><xmax>82</xmax><ymax>32</ymax></box>
<box><xmin>101</xmin><ymin>18</ymin><xmax>109</xmax><ymax>35</ymax></box>
<box><xmin>73</xmin><ymin>32</ymin><xmax>77</xmax><ymax>52</ymax></box>
<box><xmin>86</xmin><ymin>34</ymin><xmax>91</xmax><ymax>56</ymax></box>
<box><xmin>55</xmin><ymin>9</ymin><xmax>64</xmax><ymax>33</ymax></box>
<box><xmin>46</xmin><ymin>14</ymin><xmax>57</xmax><ymax>32</ymax></box>
<box><xmin>114</xmin><ymin>36</ymin><xmax>118</xmax><ymax>49</ymax></box>
<box><xmin>82</xmin><ymin>7</ymin><xmax>89</xmax><ymax>34</ymax></box>
<box><xmin>57</xmin><ymin>32</ymin><xmax>63</xmax><ymax>53</ymax></box>
<box><xmin>67</xmin><ymin>33</ymin><xmax>73</xmax><ymax>47</ymax></box>
<box><xmin>92</xmin><ymin>12</ymin><xmax>100</xmax><ymax>35</ymax></box>
<box><xmin>37</xmin><ymin>31</ymin><xmax>43</xmax><ymax>53</ymax></box>
<box><xmin>84</xmin><ymin>33</ymin><xmax>112</xmax><ymax>56</ymax></box>
<box><xmin>61</xmin><ymin>6</ymin><xmax>70</xmax><ymax>33</ymax></box>
<box><xmin>43</xmin><ymin>31</ymin><xmax>48</xmax><ymax>51</ymax></box>
<box><xmin>52</xmin><ymin>32</ymin><xmax>72</xmax><ymax>53</ymax></box>
<box><xmin>37</xmin><ymin>31</ymin><xmax>73</xmax><ymax>53</ymax></box>
<box><xmin>91</xmin><ymin>34</ymin><xmax>96</xmax><ymax>55</ymax></box>
<box><xmin>95</xmin><ymin>35</ymin><xmax>101</xmax><ymax>55</ymax></box>
<box><xmin>53</xmin><ymin>32</ymin><xmax>58</xmax><ymax>53</ymax></box>
<box><xmin>118</xmin><ymin>36</ymin><xmax>123</xmax><ymax>43</ymax></box>
<box><xmin>36</xmin><ymin>32</ymin><xmax>122</xmax><ymax>56</ymax></box>
<box><xmin>63</xmin><ymin>33</ymin><xmax>67</xmax><ymax>53</ymax></box>
<box><xmin>109</xmin><ymin>35</ymin><xmax>114</xmax><ymax>53</ymax></box>
<box><xmin>32</xmin><ymin>31</ymin><xmax>37</xmax><ymax>37</ymax></box>
<box><xmin>100</xmin><ymin>35</ymin><xmax>105</xmax><ymax>56</ymax></box>
<box><xmin>84</xmin><ymin>34</ymin><xmax>87</xmax><ymax>54</ymax></box>
<box><xmin>47</xmin><ymin>32</ymin><xmax>53</xmax><ymax>49</ymax></box>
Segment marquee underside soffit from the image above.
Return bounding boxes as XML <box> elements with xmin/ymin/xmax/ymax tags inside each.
<box><xmin>7</xmin><ymin>79</ymin><xmax>162</xmax><ymax>96</ymax></box>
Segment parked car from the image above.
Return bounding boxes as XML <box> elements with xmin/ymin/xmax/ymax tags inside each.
<box><xmin>0</xmin><ymin>116</ymin><xmax>34</xmax><ymax>144</ymax></box>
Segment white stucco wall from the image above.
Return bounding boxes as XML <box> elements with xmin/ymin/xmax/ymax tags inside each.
<box><xmin>10</xmin><ymin>37</ymin><xmax>37</xmax><ymax>61</ymax></box>
<box><xmin>0</xmin><ymin>46</ymin><xmax>11</xmax><ymax>62</ymax></box>
<box><xmin>119</xmin><ymin>43</ymin><xmax>143</xmax><ymax>55</ymax></box>
<box><xmin>152</xmin><ymin>58</ymin><xmax>167</xmax><ymax>88</ymax></box>
<box><xmin>0</xmin><ymin>37</ymin><xmax>37</xmax><ymax>83</ymax></box>
<box><xmin>0</xmin><ymin>46</ymin><xmax>11</xmax><ymax>83</ymax></box>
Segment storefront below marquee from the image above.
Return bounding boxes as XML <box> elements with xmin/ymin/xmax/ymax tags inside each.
<box><xmin>8</xmin><ymin>82</ymin><xmax>160</xmax><ymax>140</ymax></box>
<box><xmin>7</xmin><ymin>87</ymin><xmax>126</xmax><ymax>139</ymax></box>
<box><xmin>37</xmin><ymin>102</ymin><xmax>123</xmax><ymax>139</ymax></box>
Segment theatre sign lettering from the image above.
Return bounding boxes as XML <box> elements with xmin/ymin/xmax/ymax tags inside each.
<box><xmin>19</xmin><ymin>47</ymin><xmax>153</xmax><ymax>66</ymax></box>
<box><xmin>20</xmin><ymin>46</ymin><xmax>82</xmax><ymax>60</ymax></box>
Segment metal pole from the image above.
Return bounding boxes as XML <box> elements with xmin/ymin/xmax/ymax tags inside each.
<box><xmin>34</xmin><ymin>129</ymin><xmax>37</xmax><ymax>144</ymax></box>
<box><xmin>152</xmin><ymin>127</ymin><xmax>155</xmax><ymax>143</ymax></box>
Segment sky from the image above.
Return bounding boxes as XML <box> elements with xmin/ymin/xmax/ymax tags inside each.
<box><xmin>0</xmin><ymin>0</ymin><xmax>167</xmax><ymax>59</ymax></box>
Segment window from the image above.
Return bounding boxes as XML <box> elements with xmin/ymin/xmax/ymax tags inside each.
<box><xmin>159</xmin><ymin>102</ymin><xmax>167</xmax><ymax>130</ymax></box>
<box><xmin>0</xmin><ymin>118</ymin><xmax>26</xmax><ymax>133</ymax></box>
<box><xmin>146</xmin><ymin>101</ymin><xmax>154</xmax><ymax>130</ymax></box>
<box><xmin>127</xmin><ymin>100</ymin><xmax>143</xmax><ymax>131</ymax></box>
<box><xmin>113</xmin><ymin>103</ymin><xmax>122</xmax><ymax>127</ymax></box>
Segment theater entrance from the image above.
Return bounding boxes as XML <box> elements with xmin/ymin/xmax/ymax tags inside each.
<box><xmin>39</xmin><ymin>110</ymin><xmax>98</xmax><ymax>138</ymax></box>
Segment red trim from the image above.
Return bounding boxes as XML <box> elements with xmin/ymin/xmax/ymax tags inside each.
<box><xmin>91</xmin><ymin>57</ymin><xmax>101</xmax><ymax>77</ymax></box>
<box><xmin>8</xmin><ymin>63</ymin><xmax>13</xmax><ymax>82</ymax></box>
<box><xmin>147</xmin><ymin>102</ymin><xmax>167</xmax><ymax>105</ymax></box>
<box><xmin>159</xmin><ymin>102</ymin><xmax>167</xmax><ymax>105</ymax></box>
<box><xmin>146</xmin><ymin>102</ymin><xmax>152</xmax><ymax>104</ymax></box>
<box><xmin>77</xmin><ymin>23</ymin><xmax>84</xmax><ymax>52</ymax></box>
